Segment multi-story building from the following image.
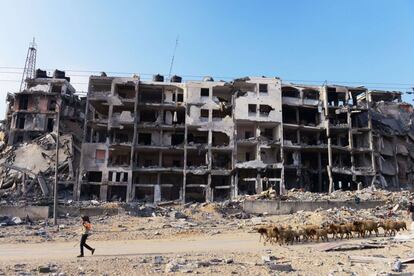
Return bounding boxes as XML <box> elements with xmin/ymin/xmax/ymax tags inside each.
<box><xmin>76</xmin><ymin>73</ymin><xmax>413</xmax><ymax>203</ymax></box>
<box><xmin>6</xmin><ymin>69</ymin><xmax>84</xmax><ymax>145</ymax></box>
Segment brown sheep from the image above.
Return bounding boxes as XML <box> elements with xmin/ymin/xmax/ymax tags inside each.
<box><xmin>255</xmin><ymin>226</ymin><xmax>278</xmax><ymax>245</ymax></box>
<box><xmin>395</xmin><ymin>221</ymin><xmax>407</xmax><ymax>232</ymax></box>
<box><xmin>303</xmin><ymin>224</ymin><xmax>319</xmax><ymax>240</ymax></box>
<box><xmin>256</xmin><ymin>226</ymin><xmax>270</xmax><ymax>243</ymax></box>
<box><xmin>328</xmin><ymin>224</ymin><xmax>341</xmax><ymax>240</ymax></box>
<box><xmin>378</xmin><ymin>220</ymin><xmax>398</xmax><ymax>236</ymax></box>
<box><xmin>339</xmin><ymin>223</ymin><xmax>354</xmax><ymax>239</ymax></box>
<box><xmin>293</xmin><ymin>227</ymin><xmax>305</xmax><ymax>242</ymax></box>
<box><xmin>361</xmin><ymin>220</ymin><xmax>379</xmax><ymax>237</ymax></box>
<box><xmin>274</xmin><ymin>226</ymin><xmax>295</xmax><ymax>245</ymax></box>
<box><xmin>352</xmin><ymin>221</ymin><xmax>366</xmax><ymax>238</ymax></box>
<box><xmin>315</xmin><ymin>228</ymin><xmax>329</xmax><ymax>242</ymax></box>
<box><xmin>352</xmin><ymin>220</ymin><xmax>379</xmax><ymax>237</ymax></box>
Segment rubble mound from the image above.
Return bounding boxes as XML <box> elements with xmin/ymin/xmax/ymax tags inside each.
<box><xmin>0</xmin><ymin>133</ymin><xmax>75</xmax><ymax>205</ymax></box>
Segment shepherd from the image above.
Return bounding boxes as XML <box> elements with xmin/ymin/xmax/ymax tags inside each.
<box><xmin>77</xmin><ymin>215</ymin><xmax>95</xmax><ymax>258</ymax></box>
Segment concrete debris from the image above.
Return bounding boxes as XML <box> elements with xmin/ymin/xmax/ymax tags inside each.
<box><xmin>37</xmin><ymin>266</ymin><xmax>51</xmax><ymax>273</ymax></box>
<box><xmin>261</xmin><ymin>255</ymin><xmax>277</xmax><ymax>263</ymax></box>
<box><xmin>243</xmin><ymin>186</ymin><xmax>412</xmax><ymax>208</ymax></box>
<box><xmin>0</xmin><ymin>216</ymin><xmax>26</xmax><ymax>226</ymax></box>
<box><xmin>267</xmin><ymin>263</ymin><xmax>293</xmax><ymax>272</ymax></box>
<box><xmin>392</xmin><ymin>259</ymin><xmax>402</xmax><ymax>272</ymax></box>
<box><xmin>0</xmin><ymin>133</ymin><xmax>76</xmax><ymax>204</ymax></box>
<box><xmin>153</xmin><ymin>256</ymin><xmax>164</xmax><ymax>265</ymax></box>
<box><xmin>322</xmin><ymin>241</ymin><xmax>385</xmax><ymax>252</ymax></box>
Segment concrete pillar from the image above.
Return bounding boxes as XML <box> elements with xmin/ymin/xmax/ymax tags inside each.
<box><xmin>100</xmin><ymin>184</ymin><xmax>108</xmax><ymax>201</ymax></box>
<box><xmin>256</xmin><ymin>172</ymin><xmax>262</xmax><ymax>193</ymax></box>
<box><xmin>230</xmin><ymin>173</ymin><xmax>235</xmax><ymax>199</ymax></box>
<box><xmin>154</xmin><ymin>185</ymin><xmax>161</xmax><ymax>203</ymax></box>
<box><xmin>206</xmin><ymin>174</ymin><xmax>213</xmax><ymax>202</ymax></box>
<box><xmin>126</xmin><ymin>171</ymin><xmax>133</xmax><ymax>202</ymax></box>
<box><xmin>318</xmin><ymin>152</ymin><xmax>322</xmax><ymax>192</ymax></box>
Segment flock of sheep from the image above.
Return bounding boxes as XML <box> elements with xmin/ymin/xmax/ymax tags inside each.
<box><xmin>256</xmin><ymin>219</ymin><xmax>408</xmax><ymax>245</ymax></box>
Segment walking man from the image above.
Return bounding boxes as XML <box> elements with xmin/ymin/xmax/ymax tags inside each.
<box><xmin>78</xmin><ymin>216</ymin><xmax>95</xmax><ymax>257</ymax></box>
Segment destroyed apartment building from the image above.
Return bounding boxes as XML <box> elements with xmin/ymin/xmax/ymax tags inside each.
<box><xmin>75</xmin><ymin>73</ymin><xmax>414</xmax><ymax>203</ymax></box>
<box><xmin>0</xmin><ymin>69</ymin><xmax>85</xmax><ymax>199</ymax></box>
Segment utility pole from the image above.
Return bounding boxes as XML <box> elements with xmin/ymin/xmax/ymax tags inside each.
<box><xmin>53</xmin><ymin>103</ymin><xmax>60</xmax><ymax>225</ymax></box>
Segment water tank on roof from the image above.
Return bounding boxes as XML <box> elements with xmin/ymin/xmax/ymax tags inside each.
<box><xmin>35</xmin><ymin>69</ymin><xmax>47</xmax><ymax>78</ymax></box>
<box><xmin>53</xmin><ymin>70</ymin><xmax>66</xmax><ymax>79</ymax></box>
<box><xmin>170</xmin><ymin>75</ymin><xmax>182</xmax><ymax>83</ymax></box>
<box><xmin>203</xmin><ymin>76</ymin><xmax>214</xmax><ymax>82</ymax></box>
<box><xmin>153</xmin><ymin>74</ymin><xmax>164</xmax><ymax>82</ymax></box>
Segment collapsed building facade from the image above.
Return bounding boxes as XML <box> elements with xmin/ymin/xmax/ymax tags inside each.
<box><xmin>0</xmin><ymin>70</ymin><xmax>84</xmax><ymax>199</ymax></box>
<box><xmin>76</xmin><ymin>74</ymin><xmax>414</xmax><ymax>203</ymax></box>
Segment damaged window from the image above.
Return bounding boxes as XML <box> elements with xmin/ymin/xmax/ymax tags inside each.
<box><xmin>245</xmin><ymin>152</ymin><xmax>251</xmax><ymax>161</ymax></box>
<box><xmin>87</xmin><ymin>171</ymin><xmax>102</xmax><ymax>182</ymax></box>
<box><xmin>282</xmin><ymin>87</ymin><xmax>300</xmax><ymax>98</ymax></box>
<box><xmin>245</xmin><ymin>131</ymin><xmax>253</xmax><ymax>139</ymax></box>
<box><xmin>47</xmin><ymin>118</ymin><xmax>54</xmax><ymax>132</ymax></box>
<box><xmin>139</xmin><ymin>87</ymin><xmax>162</xmax><ymax>103</ymax></box>
<box><xmin>259</xmin><ymin>84</ymin><xmax>268</xmax><ymax>93</ymax></box>
<box><xmin>261</xmin><ymin>128</ymin><xmax>274</xmax><ymax>140</ymax></box>
<box><xmin>212</xmin><ymin>152</ymin><xmax>231</xmax><ymax>169</ymax></box>
<box><xmin>51</xmin><ymin>85</ymin><xmax>62</xmax><ymax>93</ymax></box>
<box><xmin>212</xmin><ymin>108</ymin><xmax>231</xmax><ymax>120</ymax></box>
<box><xmin>48</xmin><ymin>99</ymin><xmax>57</xmax><ymax>111</ymax></box>
<box><xmin>248</xmin><ymin>104</ymin><xmax>256</xmax><ymax>115</ymax></box>
<box><xmin>212</xmin><ymin>131</ymin><xmax>230</xmax><ymax>146</ymax></box>
<box><xmin>299</xmin><ymin>107</ymin><xmax>319</xmax><ymax>126</ymax></box>
<box><xmin>200</xmin><ymin>88</ymin><xmax>210</xmax><ymax>97</ymax></box>
<box><xmin>172</xmin><ymin>92</ymin><xmax>184</xmax><ymax>103</ymax></box>
<box><xmin>303</xmin><ymin>89</ymin><xmax>319</xmax><ymax>100</ymax></box>
<box><xmin>107</xmin><ymin>186</ymin><xmax>127</xmax><ymax>202</ymax></box>
<box><xmin>109</xmin><ymin>171</ymin><xmax>128</xmax><ymax>183</ymax></box>
<box><xmin>117</xmin><ymin>84</ymin><xmax>135</xmax><ymax>99</ymax></box>
<box><xmin>16</xmin><ymin>115</ymin><xmax>26</xmax><ymax>129</ymax></box>
<box><xmin>139</xmin><ymin>110</ymin><xmax>157</xmax><ymax>122</ymax></box>
<box><xmin>171</xmin><ymin>133</ymin><xmax>184</xmax><ymax>145</ymax></box>
<box><xmin>282</xmin><ymin>105</ymin><xmax>298</xmax><ymax>124</ymax></box>
<box><xmin>138</xmin><ymin>133</ymin><xmax>152</xmax><ymax>145</ymax></box>
<box><xmin>19</xmin><ymin>95</ymin><xmax>29</xmax><ymax>110</ymax></box>
<box><xmin>135</xmin><ymin>187</ymin><xmax>154</xmax><ymax>202</ymax></box>
<box><xmin>259</xmin><ymin>105</ymin><xmax>273</xmax><ymax>116</ymax></box>
<box><xmin>327</xmin><ymin>88</ymin><xmax>347</xmax><ymax>106</ymax></box>
<box><xmin>200</xmin><ymin>109</ymin><xmax>209</xmax><ymax>119</ymax></box>
<box><xmin>108</xmin><ymin>152</ymin><xmax>131</xmax><ymax>167</ymax></box>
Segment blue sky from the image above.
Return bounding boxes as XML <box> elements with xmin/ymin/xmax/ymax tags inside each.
<box><xmin>0</xmin><ymin>0</ymin><xmax>413</xmax><ymax>116</ymax></box>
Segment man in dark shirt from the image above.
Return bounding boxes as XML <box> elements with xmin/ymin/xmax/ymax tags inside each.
<box><xmin>407</xmin><ymin>202</ymin><xmax>414</xmax><ymax>222</ymax></box>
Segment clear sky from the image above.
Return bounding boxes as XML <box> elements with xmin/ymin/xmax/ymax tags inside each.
<box><xmin>0</xmin><ymin>0</ymin><xmax>413</xmax><ymax>117</ymax></box>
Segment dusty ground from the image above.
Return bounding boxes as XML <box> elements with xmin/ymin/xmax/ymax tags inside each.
<box><xmin>2</xmin><ymin>204</ymin><xmax>414</xmax><ymax>275</ymax></box>
<box><xmin>1</xmin><ymin>231</ymin><xmax>414</xmax><ymax>276</ymax></box>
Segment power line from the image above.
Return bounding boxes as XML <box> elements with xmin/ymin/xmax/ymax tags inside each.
<box><xmin>0</xmin><ymin>79</ymin><xmax>411</xmax><ymax>92</ymax></box>
<box><xmin>0</xmin><ymin>65</ymin><xmax>413</xmax><ymax>87</ymax></box>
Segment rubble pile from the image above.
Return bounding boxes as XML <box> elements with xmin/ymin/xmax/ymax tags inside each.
<box><xmin>243</xmin><ymin>186</ymin><xmax>413</xmax><ymax>204</ymax></box>
<box><xmin>0</xmin><ymin>133</ymin><xmax>75</xmax><ymax>205</ymax></box>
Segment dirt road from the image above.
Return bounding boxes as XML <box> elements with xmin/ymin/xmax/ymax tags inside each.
<box><xmin>1</xmin><ymin>232</ymin><xmax>264</xmax><ymax>261</ymax></box>
<box><xmin>3</xmin><ymin>232</ymin><xmax>414</xmax><ymax>275</ymax></box>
